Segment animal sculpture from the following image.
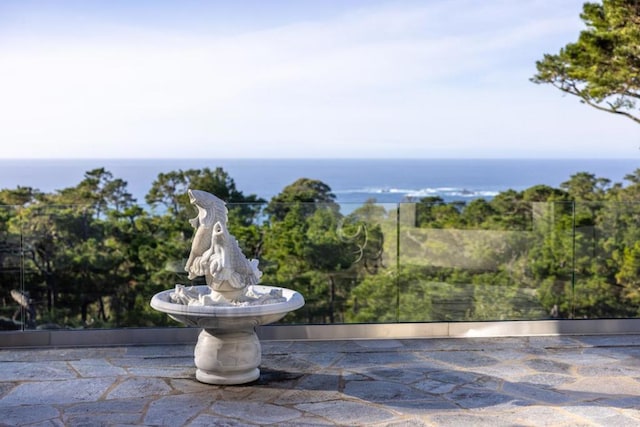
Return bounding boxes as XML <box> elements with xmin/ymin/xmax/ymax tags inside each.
<box><xmin>184</xmin><ymin>189</ymin><xmax>262</xmax><ymax>301</ymax></box>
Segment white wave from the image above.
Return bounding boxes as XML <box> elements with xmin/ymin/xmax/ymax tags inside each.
<box><xmin>335</xmin><ymin>186</ymin><xmax>500</xmax><ymax>200</ymax></box>
<box><xmin>335</xmin><ymin>187</ymin><xmax>415</xmax><ymax>194</ymax></box>
<box><xmin>475</xmin><ymin>190</ymin><xmax>500</xmax><ymax>197</ymax></box>
<box><xmin>406</xmin><ymin>187</ymin><xmax>484</xmax><ymax>198</ymax></box>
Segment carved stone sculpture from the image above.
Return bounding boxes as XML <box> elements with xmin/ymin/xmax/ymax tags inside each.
<box><xmin>181</xmin><ymin>189</ymin><xmax>264</xmax><ymax>303</ymax></box>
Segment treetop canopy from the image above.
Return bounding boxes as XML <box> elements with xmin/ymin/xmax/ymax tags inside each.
<box><xmin>532</xmin><ymin>0</ymin><xmax>640</xmax><ymax>124</ymax></box>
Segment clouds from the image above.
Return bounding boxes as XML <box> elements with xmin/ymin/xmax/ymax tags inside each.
<box><xmin>0</xmin><ymin>0</ymin><xmax>637</xmax><ymax>158</ymax></box>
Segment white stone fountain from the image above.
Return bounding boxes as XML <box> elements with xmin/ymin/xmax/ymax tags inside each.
<box><xmin>151</xmin><ymin>189</ymin><xmax>304</xmax><ymax>385</ymax></box>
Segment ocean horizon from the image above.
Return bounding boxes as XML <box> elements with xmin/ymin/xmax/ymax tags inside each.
<box><xmin>1</xmin><ymin>158</ymin><xmax>639</xmax><ymax>206</ymax></box>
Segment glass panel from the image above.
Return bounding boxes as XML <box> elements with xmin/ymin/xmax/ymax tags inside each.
<box><xmin>609</xmin><ymin>201</ymin><xmax>640</xmax><ymax>318</ymax></box>
<box><xmin>0</xmin><ymin>205</ymin><xmax>25</xmax><ymax>330</ymax></box>
<box><xmin>258</xmin><ymin>201</ymin><xmax>397</xmax><ymax>324</ymax></box>
<box><xmin>527</xmin><ymin>201</ymin><xmax>575</xmax><ymax>320</ymax></box>
<box><xmin>3</xmin><ymin>199</ymin><xmax>640</xmax><ymax>331</ymax></box>
<box><xmin>397</xmin><ymin>199</ymin><xmax>551</xmax><ymax>322</ymax></box>
<box><xmin>572</xmin><ymin>201</ymin><xmax>640</xmax><ymax>319</ymax></box>
<box><xmin>19</xmin><ymin>205</ymin><xmax>86</xmax><ymax>329</ymax></box>
<box><xmin>9</xmin><ymin>203</ymin><xmax>192</xmax><ymax>329</ymax></box>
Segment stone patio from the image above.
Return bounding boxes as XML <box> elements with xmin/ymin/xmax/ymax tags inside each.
<box><xmin>1</xmin><ymin>334</ymin><xmax>640</xmax><ymax>426</ymax></box>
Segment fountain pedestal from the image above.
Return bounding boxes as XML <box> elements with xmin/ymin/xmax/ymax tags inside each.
<box><xmin>194</xmin><ymin>328</ymin><xmax>261</xmax><ymax>384</ymax></box>
<box><xmin>150</xmin><ymin>285</ymin><xmax>304</xmax><ymax>385</ymax></box>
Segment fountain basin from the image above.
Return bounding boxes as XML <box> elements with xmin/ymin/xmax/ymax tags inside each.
<box><xmin>151</xmin><ymin>285</ymin><xmax>304</xmax><ymax>385</ymax></box>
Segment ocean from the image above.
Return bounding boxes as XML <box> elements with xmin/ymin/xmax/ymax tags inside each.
<box><xmin>1</xmin><ymin>158</ymin><xmax>639</xmax><ymax>206</ymax></box>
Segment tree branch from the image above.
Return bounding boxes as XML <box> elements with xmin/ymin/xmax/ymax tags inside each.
<box><xmin>552</xmin><ymin>81</ymin><xmax>640</xmax><ymax>125</ymax></box>
<box><xmin>585</xmin><ymin>97</ymin><xmax>640</xmax><ymax>124</ymax></box>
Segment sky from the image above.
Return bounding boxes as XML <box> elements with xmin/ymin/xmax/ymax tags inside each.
<box><xmin>0</xmin><ymin>0</ymin><xmax>638</xmax><ymax>159</ymax></box>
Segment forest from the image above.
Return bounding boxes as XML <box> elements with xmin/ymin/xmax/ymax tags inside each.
<box><xmin>2</xmin><ymin>166</ymin><xmax>640</xmax><ymax>330</ymax></box>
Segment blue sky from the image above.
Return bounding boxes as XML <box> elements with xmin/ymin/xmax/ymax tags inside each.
<box><xmin>0</xmin><ymin>0</ymin><xmax>637</xmax><ymax>159</ymax></box>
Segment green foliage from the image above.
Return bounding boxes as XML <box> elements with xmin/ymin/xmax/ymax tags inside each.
<box><xmin>347</xmin><ymin>268</ymin><xmax>399</xmax><ymax>323</ymax></box>
<box><xmin>265</xmin><ymin>178</ymin><xmax>336</xmax><ymax>222</ymax></box>
<box><xmin>522</xmin><ymin>185</ymin><xmax>568</xmax><ymax>202</ymax></box>
<box><xmin>145</xmin><ymin>167</ymin><xmax>264</xmax><ymax>224</ymax></box>
<box><xmin>460</xmin><ymin>198</ymin><xmax>497</xmax><ymax>228</ymax></box>
<box><xmin>261</xmin><ymin>180</ymin><xmax>358</xmax><ymax>323</ymax></box>
<box><xmin>415</xmin><ymin>197</ymin><xmax>464</xmax><ymax>228</ymax></box>
<box><xmin>561</xmin><ymin>172</ymin><xmax>612</xmax><ymax>202</ymax></box>
<box><xmin>532</xmin><ymin>0</ymin><xmax>640</xmax><ymax>124</ymax></box>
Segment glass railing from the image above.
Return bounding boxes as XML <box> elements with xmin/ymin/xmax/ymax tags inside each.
<box><xmin>2</xmin><ymin>199</ymin><xmax>639</xmax><ymax>330</ymax></box>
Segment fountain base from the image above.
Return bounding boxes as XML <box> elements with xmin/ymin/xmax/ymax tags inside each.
<box><xmin>194</xmin><ymin>328</ymin><xmax>261</xmax><ymax>385</ymax></box>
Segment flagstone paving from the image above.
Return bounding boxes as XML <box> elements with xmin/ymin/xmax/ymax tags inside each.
<box><xmin>1</xmin><ymin>334</ymin><xmax>640</xmax><ymax>426</ymax></box>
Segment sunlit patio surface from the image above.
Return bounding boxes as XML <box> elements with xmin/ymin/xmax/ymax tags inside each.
<box><xmin>1</xmin><ymin>334</ymin><xmax>640</xmax><ymax>426</ymax></box>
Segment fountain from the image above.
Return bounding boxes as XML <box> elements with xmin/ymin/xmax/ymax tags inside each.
<box><xmin>151</xmin><ymin>189</ymin><xmax>304</xmax><ymax>385</ymax></box>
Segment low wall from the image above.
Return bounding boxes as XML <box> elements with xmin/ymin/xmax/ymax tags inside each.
<box><xmin>2</xmin><ymin>319</ymin><xmax>640</xmax><ymax>348</ymax></box>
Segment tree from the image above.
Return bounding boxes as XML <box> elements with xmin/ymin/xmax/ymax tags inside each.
<box><xmin>460</xmin><ymin>198</ymin><xmax>497</xmax><ymax>228</ymax></box>
<box><xmin>265</xmin><ymin>178</ymin><xmax>337</xmax><ymax>222</ymax></box>
<box><xmin>146</xmin><ymin>167</ymin><xmax>254</xmax><ymax>212</ymax></box>
<box><xmin>415</xmin><ymin>196</ymin><xmax>446</xmax><ymax>226</ymax></box>
<box><xmin>532</xmin><ymin>0</ymin><xmax>640</xmax><ymax>124</ymax></box>
<box><xmin>0</xmin><ymin>186</ymin><xmax>41</xmax><ymax>207</ymax></box>
<box><xmin>57</xmin><ymin>168</ymin><xmax>135</xmax><ymax>217</ymax></box>
<box><xmin>261</xmin><ymin>179</ymin><xmax>377</xmax><ymax>323</ymax></box>
<box><xmin>341</xmin><ymin>200</ymin><xmax>388</xmax><ymax>276</ymax></box>
<box><xmin>561</xmin><ymin>172</ymin><xmax>611</xmax><ymax>201</ymax></box>
<box><xmin>522</xmin><ymin>185</ymin><xmax>568</xmax><ymax>203</ymax></box>
<box><xmin>616</xmin><ymin>241</ymin><xmax>640</xmax><ymax>308</ymax></box>
<box><xmin>145</xmin><ymin>167</ymin><xmax>265</xmax><ymax>258</ymax></box>
<box><xmin>488</xmin><ymin>190</ymin><xmax>531</xmax><ymax>230</ymax></box>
